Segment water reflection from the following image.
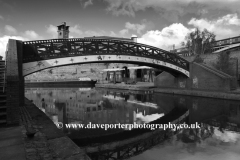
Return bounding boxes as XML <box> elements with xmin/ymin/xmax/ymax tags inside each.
<box><xmin>130</xmin><ymin>124</ymin><xmax>240</xmax><ymax>160</ymax></box>
<box><xmin>25</xmin><ymin>87</ymin><xmax>240</xmax><ymax>160</ymax></box>
<box><xmin>25</xmin><ymin>87</ymin><xmax>164</xmax><ymax>138</ymax></box>
<box><xmin>129</xmin><ymin>93</ymin><xmax>240</xmax><ymax>160</ymax></box>
<box><xmin>136</xmin><ymin>112</ymin><xmax>164</xmax><ymax>123</ymax></box>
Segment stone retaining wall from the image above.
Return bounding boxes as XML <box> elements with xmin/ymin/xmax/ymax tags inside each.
<box><xmin>181</xmin><ymin>50</ymin><xmax>240</xmax><ymax>78</ymax></box>
<box><xmin>22</xmin><ymin>99</ymin><xmax>91</xmax><ymax>160</ymax></box>
<box><xmin>154</xmin><ymin>62</ymin><xmax>237</xmax><ymax>92</ymax></box>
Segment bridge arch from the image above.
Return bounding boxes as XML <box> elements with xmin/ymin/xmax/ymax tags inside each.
<box><xmin>21</xmin><ymin>38</ymin><xmax>189</xmax><ymax>77</ymax></box>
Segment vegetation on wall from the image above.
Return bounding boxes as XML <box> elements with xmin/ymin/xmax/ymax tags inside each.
<box><xmin>214</xmin><ymin>51</ymin><xmax>235</xmax><ymax>76</ymax></box>
<box><xmin>192</xmin><ymin>55</ymin><xmax>204</xmax><ymax>64</ymax></box>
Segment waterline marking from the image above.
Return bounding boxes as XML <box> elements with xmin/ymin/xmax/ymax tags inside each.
<box><xmin>55</xmin><ymin>122</ymin><xmax>201</xmax><ymax>131</ymax></box>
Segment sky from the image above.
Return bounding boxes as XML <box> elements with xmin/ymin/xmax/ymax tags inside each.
<box><xmin>1</xmin><ymin>0</ymin><xmax>240</xmax><ymax>59</ymax></box>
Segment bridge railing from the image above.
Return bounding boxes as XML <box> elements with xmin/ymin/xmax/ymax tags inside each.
<box><xmin>22</xmin><ymin>38</ymin><xmax>189</xmax><ymax>71</ymax></box>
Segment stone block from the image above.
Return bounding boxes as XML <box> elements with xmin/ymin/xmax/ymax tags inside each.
<box><xmin>48</xmin><ymin>137</ymin><xmax>86</xmax><ymax>159</ymax></box>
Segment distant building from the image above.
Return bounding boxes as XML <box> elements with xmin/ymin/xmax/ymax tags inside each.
<box><xmin>57</xmin><ymin>22</ymin><xmax>69</xmax><ymax>39</ymax></box>
<box><xmin>131</xmin><ymin>35</ymin><xmax>138</xmax><ymax>42</ymax></box>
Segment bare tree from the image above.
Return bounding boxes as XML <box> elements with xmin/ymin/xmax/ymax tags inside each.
<box><xmin>183</xmin><ymin>28</ymin><xmax>215</xmax><ymax>55</ymax></box>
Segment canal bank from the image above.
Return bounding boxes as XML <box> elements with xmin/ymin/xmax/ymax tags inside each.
<box><xmin>25</xmin><ymin>80</ymin><xmax>96</xmax><ymax>88</ymax></box>
<box><xmin>95</xmin><ymin>83</ymin><xmax>240</xmax><ymax>100</ymax></box>
<box><xmin>0</xmin><ymin>98</ymin><xmax>91</xmax><ymax>160</ymax></box>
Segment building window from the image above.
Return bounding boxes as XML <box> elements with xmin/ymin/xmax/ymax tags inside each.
<box><xmin>87</xmin><ymin>107</ymin><xmax>90</xmax><ymax>112</ymax></box>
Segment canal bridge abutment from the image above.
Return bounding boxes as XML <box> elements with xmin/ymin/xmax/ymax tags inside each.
<box><xmin>154</xmin><ymin>62</ymin><xmax>238</xmax><ymax>92</ymax></box>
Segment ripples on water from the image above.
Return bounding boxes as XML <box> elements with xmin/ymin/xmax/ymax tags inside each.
<box><xmin>25</xmin><ymin>87</ymin><xmax>240</xmax><ymax>160</ymax></box>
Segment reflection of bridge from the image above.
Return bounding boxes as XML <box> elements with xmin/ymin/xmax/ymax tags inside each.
<box><xmin>205</xmin><ymin>116</ymin><xmax>240</xmax><ymax>133</ymax></box>
<box><xmin>85</xmin><ymin>109</ymin><xmax>189</xmax><ymax>160</ymax></box>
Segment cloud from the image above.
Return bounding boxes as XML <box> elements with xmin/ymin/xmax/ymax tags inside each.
<box><xmin>104</xmin><ymin>0</ymin><xmax>145</xmax><ymax>17</ymax></box>
<box><xmin>137</xmin><ymin>23</ymin><xmax>189</xmax><ymax>50</ymax></box>
<box><xmin>188</xmin><ymin>13</ymin><xmax>240</xmax><ymax>39</ymax></box>
<box><xmin>4</xmin><ymin>25</ymin><xmax>42</xmax><ymax>40</ymax></box>
<box><xmin>23</xmin><ymin>30</ymin><xmax>43</xmax><ymax>40</ymax></box>
<box><xmin>0</xmin><ymin>15</ymin><xmax>3</xmax><ymax>20</ymax></box>
<box><xmin>119</xmin><ymin>29</ymin><xmax>128</xmax><ymax>36</ymax></box>
<box><xmin>4</xmin><ymin>25</ymin><xmax>17</xmax><ymax>35</ymax></box>
<box><xmin>69</xmin><ymin>25</ymin><xmax>83</xmax><ymax>36</ymax></box>
<box><xmin>46</xmin><ymin>24</ymin><xmax>58</xmax><ymax>39</ymax></box>
<box><xmin>83</xmin><ymin>0</ymin><xmax>93</xmax><ymax>8</ymax></box>
<box><xmin>109</xmin><ymin>31</ymin><xmax>117</xmax><ymax>37</ymax></box>
<box><xmin>119</xmin><ymin>19</ymin><xmax>155</xmax><ymax>36</ymax></box>
<box><xmin>79</xmin><ymin>0</ymin><xmax>93</xmax><ymax>8</ymax></box>
<box><xmin>217</xmin><ymin>14</ymin><xmax>240</xmax><ymax>25</ymax></box>
<box><xmin>103</xmin><ymin>0</ymin><xmax>240</xmax><ymax>22</ymax></box>
<box><xmin>134</xmin><ymin>13</ymin><xmax>240</xmax><ymax>50</ymax></box>
<box><xmin>125</xmin><ymin>22</ymin><xmax>145</xmax><ymax>34</ymax></box>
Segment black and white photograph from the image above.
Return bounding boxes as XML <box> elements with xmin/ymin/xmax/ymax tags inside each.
<box><xmin>0</xmin><ymin>0</ymin><xmax>240</xmax><ymax>160</ymax></box>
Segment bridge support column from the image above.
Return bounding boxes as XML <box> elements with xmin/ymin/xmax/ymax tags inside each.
<box><xmin>5</xmin><ymin>39</ymin><xmax>24</xmax><ymax>126</ymax></box>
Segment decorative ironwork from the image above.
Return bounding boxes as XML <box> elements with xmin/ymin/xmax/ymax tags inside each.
<box><xmin>88</xmin><ymin>130</ymin><xmax>169</xmax><ymax>160</ymax></box>
<box><xmin>87</xmin><ymin>111</ymin><xmax>189</xmax><ymax>160</ymax></box>
<box><xmin>22</xmin><ymin>38</ymin><xmax>189</xmax><ymax>70</ymax></box>
<box><xmin>36</xmin><ymin>61</ymin><xmax>44</xmax><ymax>67</ymax></box>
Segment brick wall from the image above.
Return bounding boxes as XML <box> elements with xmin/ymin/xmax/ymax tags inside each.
<box><xmin>154</xmin><ymin>72</ymin><xmax>176</xmax><ymax>88</ymax></box>
<box><xmin>25</xmin><ymin>63</ymin><xmax>138</xmax><ymax>82</ymax></box>
<box><xmin>154</xmin><ymin>63</ymin><xmax>237</xmax><ymax>91</ymax></box>
<box><xmin>181</xmin><ymin>50</ymin><xmax>240</xmax><ymax>79</ymax></box>
<box><xmin>189</xmin><ymin>63</ymin><xmax>233</xmax><ymax>91</ymax></box>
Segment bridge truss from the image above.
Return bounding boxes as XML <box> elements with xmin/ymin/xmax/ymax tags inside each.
<box><xmin>22</xmin><ymin>38</ymin><xmax>189</xmax><ymax>71</ymax></box>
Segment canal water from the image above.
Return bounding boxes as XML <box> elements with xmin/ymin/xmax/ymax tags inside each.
<box><xmin>25</xmin><ymin>87</ymin><xmax>240</xmax><ymax>160</ymax></box>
